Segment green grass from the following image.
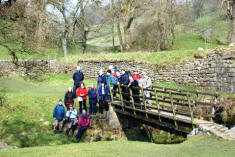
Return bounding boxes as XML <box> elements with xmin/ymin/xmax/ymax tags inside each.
<box><xmin>154</xmin><ymin>82</ymin><xmax>235</xmax><ymax>98</ymax></box>
<box><xmin>0</xmin><ymin>74</ymin><xmax>97</xmax><ymax>147</ymax></box>
<box><xmin>0</xmin><ymin>136</ymin><xmax>234</xmax><ymax>157</ymax></box>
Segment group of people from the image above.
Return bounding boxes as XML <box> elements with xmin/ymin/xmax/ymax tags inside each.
<box><xmin>52</xmin><ymin>65</ymin><xmax>152</xmax><ymax>141</ymax></box>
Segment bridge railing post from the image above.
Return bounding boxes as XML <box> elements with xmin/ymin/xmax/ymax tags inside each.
<box><xmin>169</xmin><ymin>91</ymin><xmax>178</xmax><ymax>129</ymax></box>
<box><xmin>129</xmin><ymin>88</ymin><xmax>136</xmax><ymax>115</ymax></box>
<box><xmin>118</xmin><ymin>84</ymin><xmax>124</xmax><ymax>111</ymax></box>
<box><xmin>141</xmin><ymin>87</ymin><xmax>148</xmax><ymax>118</ymax></box>
<box><xmin>187</xmin><ymin>92</ymin><xmax>195</xmax><ymax>129</ymax></box>
<box><xmin>109</xmin><ymin>82</ymin><xmax>114</xmax><ymax>104</ymax></box>
<box><xmin>154</xmin><ymin>89</ymin><xmax>161</xmax><ymax>122</ymax></box>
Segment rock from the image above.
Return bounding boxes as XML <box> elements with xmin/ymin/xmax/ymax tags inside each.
<box><xmin>229</xmin><ymin>43</ymin><xmax>235</xmax><ymax>47</ymax></box>
<box><xmin>230</xmin><ymin>126</ymin><xmax>235</xmax><ymax>131</ymax></box>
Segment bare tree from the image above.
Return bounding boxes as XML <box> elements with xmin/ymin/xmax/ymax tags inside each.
<box><xmin>112</xmin><ymin>0</ymin><xmax>150</xmax><ymax>51</ymax></box>
<box><xmin>224</xmin><ymin>0</ymin><xmax>235</xmax><ymax>43</ymax></box>
<box><xmin>48</xmin><ymin>0</ymin><xmax>80</xmax><ymax>57</ymax></box>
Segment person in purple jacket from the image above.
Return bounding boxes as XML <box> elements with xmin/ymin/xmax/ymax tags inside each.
<box><xmin>75</xmin><ymin>109</ymin><xmax>90</xmax><ymax>142</ymax></box>
<box><xmin>88</xmin><ymin>83</ymin><xmax>98</xmax><ymax>115</ymax></box>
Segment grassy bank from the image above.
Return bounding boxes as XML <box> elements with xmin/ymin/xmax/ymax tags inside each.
<box><xmin>0</xmin><ymin>136</ymin><xmax>235</xmax><ymax>157</ymax></box>
<box><xmin>0</xmin><ymin>74</ymin><xmax>233</xmax><ymax>147</ymax></box>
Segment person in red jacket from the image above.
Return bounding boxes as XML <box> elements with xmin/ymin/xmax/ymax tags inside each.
<box><xmin>76</xmin><ymin>82</ymin><xmax>88</xmax><ymax>114</ymax></box>
<box><xmin>132</xmin><ymin>70</ymin><xmax>141</xmax><ymax>81</ymax></box>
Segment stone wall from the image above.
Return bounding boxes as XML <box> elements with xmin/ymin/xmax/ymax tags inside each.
<box><xmin>0</xmin><ymin>59</ymin><xmax>75</xmax><ymax>76</ymax></box>
<box><xmin>77</xmin><ymin>49</ymin><xmax>234</xmax><ymax>93</ymax></box>
<box><xmin>155</xmin><ymin>49</ymin><xmax>235</xmax><ymax>93</ymax></box>
<box><xmin>0</xmin><ymin>49</ymin><xmax>234</xmax><ymax>93</ymax></box>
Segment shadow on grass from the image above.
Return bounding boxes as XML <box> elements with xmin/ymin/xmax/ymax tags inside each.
<box><xmin>0</xmin><ymin>118</ymin><xmax>71</xmax><ymax>147</ymax></box>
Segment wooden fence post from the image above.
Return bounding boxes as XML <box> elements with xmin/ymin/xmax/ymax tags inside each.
<box><xmin>170</xmin><ymin>91</ymin><xmax>178</xmax><ymax>129</ymax></box>
<box><xmin>155</xmin><ymin>89</ymin><xmax>161</xmax><ymax>122</ymax></box>
<box><xmin>187</xmin><ymin>93</ymin><xmax>195</xmax><ymax>129</ymax></box>
<box><xmin>129</xmin><ymin>88</ymin><xmax>136</xmax><ymax>115</ymax></box>
<box><xmin>118</xmin><ymin>84</ymin><xmax>124</xmax><ymax>111</ymax></box>
<box><xmin>109</xmin><ymin>82</ymin><xmax>114</xmax><ymax>104</ymax></box>
<box><xmin>141</xmin><ymin>87</ymin><xmax>148</xmax><ymax>118</ymax></box>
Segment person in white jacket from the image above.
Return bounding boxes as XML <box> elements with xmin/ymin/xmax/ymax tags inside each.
<box><xmin>65</xmin><ymin>105</ymin><xmax>78</xmax><ymax>136</ymax></box>
<box><xmin>139</xmin><ymin>72</ymin><xmax>152</xmax><ymax>107</ymax></box>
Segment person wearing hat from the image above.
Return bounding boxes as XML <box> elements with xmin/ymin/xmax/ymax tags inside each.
<box><xmin>64</xmin><ymin>87</ymin><xmax>76</xmax><ymax>110</ymax></box>
<box><xmin>53</xmin><ymin>99</ymin><xmax>66</xmax><ymax>134</ymax></box>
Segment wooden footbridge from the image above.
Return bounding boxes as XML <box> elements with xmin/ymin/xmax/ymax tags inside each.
<box><xmin>109</xmin><ymin>84</ymin><xmax>220</xmax><ymax>134</ymax></box>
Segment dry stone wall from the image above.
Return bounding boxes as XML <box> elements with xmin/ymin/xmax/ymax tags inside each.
<box><xmin>0</xmin><ymin>49</ymin><xmax>234</xmax><ymax>93</ymax></box>
<box><xmin>0</xmin><ymin>59</ymin><xmax>75</xmax><ymax>76</ymax></box>
<box><xmin>154</xmin><ymin>49</ymin><xmax>235</xmax><ymax>93</ymax></box>
<box><xmin>77</xmin><ymin>49</ymin><xmax>234</xmax><ymax>93</ymax></box>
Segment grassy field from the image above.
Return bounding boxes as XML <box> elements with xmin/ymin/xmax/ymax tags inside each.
<box><xmin>0</xmin><ymin>136</ymin><xmax>235</xmax><ymax>157</ymax></box>
<box><xmin>0</xmin><ymin>74</ymin><xmax>234</xmax><ymax>148</ymax></box>
<box><xmin>0</xmin><ymin>74</ymin><xmax>97</xmax><ymax>147</ymax></box>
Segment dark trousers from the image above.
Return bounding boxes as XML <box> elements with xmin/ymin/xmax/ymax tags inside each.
<box><xmin>65</xmin><ymin>124</ymin><xmax>77</xmax><ymax>136</ymax></box>
<box><xmin>76</xmin><ymin>126</ymin><xmax>87</xmax><ymax>140</ymax></box>
<box><xmin>122</xmin><ymin>86</ymin><xmax>130</xmax><ymax>104</ymax></box>
<box><xmin>113</xmin><ymin>84</ymin><xmax>118</xmax><ymax>97</ymax></box>
<box><xmin>89</xmin><ymin>100</ymin><xmax>97</xmax><ymax>114</ymax></box>
<box><xmin>79</xmin><ymin>100</ymin><xmax>87</xmax><ymax>114</ymax></box>
<box><xmin>99</xmin><ymin>99</ymin><xmax>109</xmax><ymax>114</ymax></box>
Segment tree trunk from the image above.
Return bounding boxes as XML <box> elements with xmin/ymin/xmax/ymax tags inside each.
<box><xmin>230</xmin><ymin>1</ymin><xmax>235</xmax><ymax>43</ymax></box>
<box><xmin>117</xmin><ymin>21</ymin><xmax>124</xmax><ymax>52</ymax></box>
<box><xmin>111</xmin><ymin>24</ymin><xmax>115</xmax><ymax>48</ymax></box>
<box><xmin>62</xmin><ymin>36</ymin><xmax>67</xmax><ymax>57</ymax></box>
<box><xmin>111</xmin><ymin>0</ymin><xmax>115</xmax><ymax>48</ymax></box>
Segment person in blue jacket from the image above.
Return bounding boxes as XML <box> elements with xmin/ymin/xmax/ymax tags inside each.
<box><xmin>97</xmin><ymin>69</ymin><xmax>107</xmax><ymax>89</ymax></box>
<box><xmin>88</xmin><ymin>83</ymin><xmax>98</xmax><ymax>115</ymax></box>
<box><xmin>53</xmin><ymin>99</ymin><xmax>66</xmax><ymax>134</ymax></box>
<box><xmin>98</xmin><ymin>82</ymin><xmax>110</xmax><ymax>114</ymax></box>
<box><xmin>106</xmin><ymin>70</ymin><xmax>116</xmax><ymax>88</ymax></box>
<box><xmin>73</xmin><ymin>66</ymin><xmax>84</xmax><ymax>95</ymax></box>
<box><xmin>119</xmin><ymin>69</ymin><xmax>130</xmax><ymax>105</ymax></box>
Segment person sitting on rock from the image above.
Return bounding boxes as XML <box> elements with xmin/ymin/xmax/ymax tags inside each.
<box><xmin>98</xmin><ymin>82</ymin><xmax>110</xmax><ymax>114</ymax></box>
<box><xmin>53</xmin><ymin>99</ymin><xmax>66</xmax><ymax>134</ymax></box>
<box><xmin>97</xmin><ymin>69</ymin><xmax>107</xmax><ymax>89</ymax></box>
<box><xmin>65</xmin><ymin>104</ymin><xmax>78</xmax><ymax>136</ymax></box>
<box><xmin>88</xmin><ymin>83</ymin><xmax>98</xmax><ymax>115</ymax></box>
<box><xmin>76</xmin><ymin>109</ymin><xmax>90</xmax><ymax>142</ymax></box>
<box><xmin>64</xmin><ymin>87</ymin><xmax>76</xmax><ymax>110</ymax></box>
<box><xmin>76</xmin><ymin>82</ymin><xmax>88</xmax><ymax>114</ymax></box>
<box><xmin>73</xmin><ymin>66</ymin><xmax>84</xmax><ymax>95</ymax></box>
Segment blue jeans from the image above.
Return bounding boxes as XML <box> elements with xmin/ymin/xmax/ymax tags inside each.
<box><xmin>76</xmin><ymin>126</ymin><xmax>87</xmax><ymax>140</ymax></box>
